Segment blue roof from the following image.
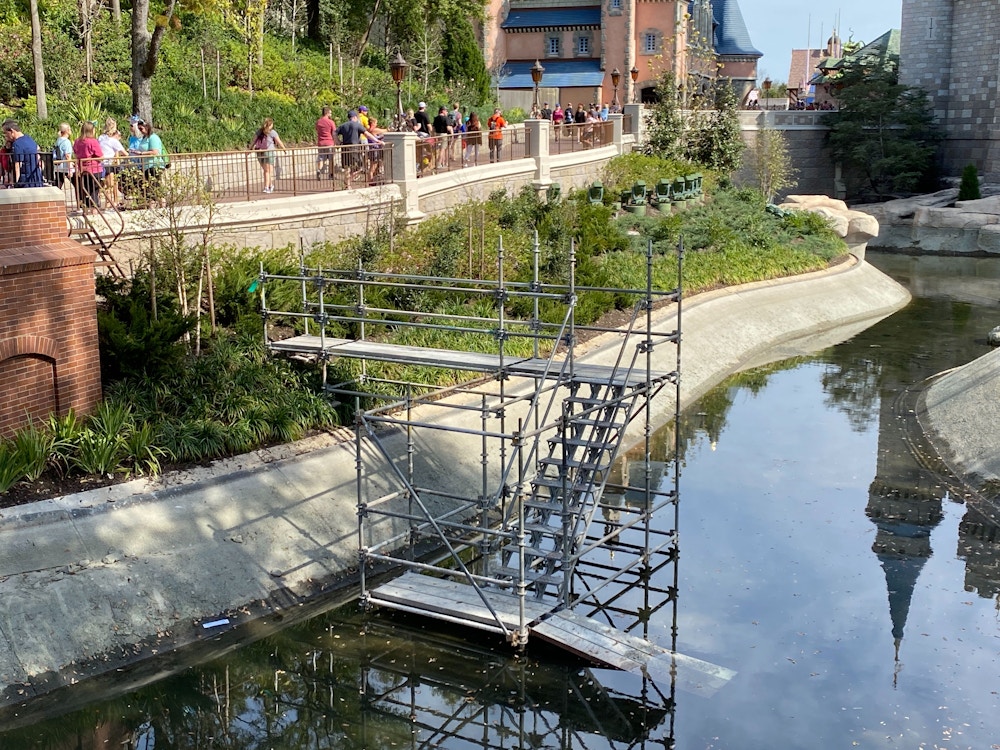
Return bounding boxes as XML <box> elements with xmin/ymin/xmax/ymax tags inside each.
<box><xmin>499</xmin><ymin>60</ymin><xmax>604</xmax><ymax>89</ymax></box>
<box><xmin>501</xmin><ymin>8</ymin><xmax>601</xmax><ymax>30</ymax></box>
<box><xmin>712</xmin><ymin>0</ymin><xmax>762</xmax><ymax>57</ymax></box>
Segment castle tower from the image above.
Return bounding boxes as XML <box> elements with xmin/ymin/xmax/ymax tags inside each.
<box><xmin>901</xmin><ymin>0</ymin><xmax>1000</xmax><ymax>179</ymax></box>
<box><xmin>899</xmin><ymin>0</ymin><xmax>953</xmax><ymax>123</ymax></box>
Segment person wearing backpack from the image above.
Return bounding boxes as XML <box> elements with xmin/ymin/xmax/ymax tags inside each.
<box><xmin>251</xmin><ymin>117</ymin><xmax>285</xmax><ymax>194</ymax></box>
<box><xmin>53</xmin><ymin>123</ymin><xmax>74</xmax><ymax>187</ymax></box>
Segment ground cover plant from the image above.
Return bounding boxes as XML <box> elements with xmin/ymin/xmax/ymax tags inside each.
<box><xmin>0</xmin><ymin>154</ymin><xmax>844</xmax><ymax>506</ymax></box>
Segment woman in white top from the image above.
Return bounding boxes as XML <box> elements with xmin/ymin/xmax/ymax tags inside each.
<box><xmin>98</xmin><ymin>118</ymin><xmax>128</xmax><ymax>207</ymax></box>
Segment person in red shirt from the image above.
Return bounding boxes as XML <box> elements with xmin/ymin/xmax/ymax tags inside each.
<box><xmin>315</xmin><ymin>106</ymin><xmax>337</xmax><ymax>179</ymax></box>
<box><xmin>73</xmin><ymin>120</ymin><xmax>104</xmax><ymax>214</ymax></box>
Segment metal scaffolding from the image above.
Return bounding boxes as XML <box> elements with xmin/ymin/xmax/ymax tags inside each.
<box><xmin>262</xmin><ymin>234</ymin><xmax>683</xmax><ymax>662</ymax></box>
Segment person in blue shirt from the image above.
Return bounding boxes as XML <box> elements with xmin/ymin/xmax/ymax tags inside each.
<box><xmin>2</xmin><ymin>119</ymin><xmax>43</xmax><ymax>187</ymax></box>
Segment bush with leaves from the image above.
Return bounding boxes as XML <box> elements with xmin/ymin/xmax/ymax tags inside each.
<box><xmin>958</xmin><ymin>164</ymin><xmax>981</xmax><ymax>202</ymax></box>
<box><xmin>823</xmin><ymin>48</ymin><xmax>942</xmax><ymax>199</ymax></box>
<box><xmin>96</xmin><ymin>273</ymin><xmax>196</xmax><ymax>383</ymax></box>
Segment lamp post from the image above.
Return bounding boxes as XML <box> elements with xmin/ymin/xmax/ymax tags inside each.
<box><xmin>630</xmin><ymin>65</ymin><xmax>639</xmax><ymax>103</ymax></box>
<box><xmin>530</xmin><ymin>59</ymin><xmax>544</xmax><ymax>118</ymax></box>
<box><xmin>762</xmin><ymin>76</ymin><xmax>772</xmax><ymax>110</ymax></box>
<box><xmin>611</xmin><ymin>67</ymin><xmax>621</xmax><ymax>111</ymax></box>
<box><xmin>390</xmin><ymin>52</ymin><xmax>409</xmax><ymax>130</ymax></box>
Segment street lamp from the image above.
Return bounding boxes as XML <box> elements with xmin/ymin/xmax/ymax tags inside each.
<box><xmin>390</xmin><ymin>52</ymin><xmax>409</xmax><ymax>130</ymax></box>
<box><xmin>762</xmin><ymin>77</ymin><xmax>772</xmax><ymax>110</ymax></box>
<box><xmin>630</xmin><ymin>65</ymin><xmax>639</xmax><ymax>103</ymax></box>
<box><xmin>530</xmin><ymin>59</ymin><xmax>545</xmax><ymax>117</ymax></box>
<box><xmin>611</xmin><ymin>67</ymin><xmax>621</xmax><ymax>111</ymax></box>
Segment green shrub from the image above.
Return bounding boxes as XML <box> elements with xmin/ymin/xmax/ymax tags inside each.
<box><xmin>958</xmin><ymin>164</ymin><xmax>981</xmax><ymax>202</ymax></box>
<box><xmin>96</xmin><ymin>273</ymin><xmax>196</xmax><ymax>382</ymax></box>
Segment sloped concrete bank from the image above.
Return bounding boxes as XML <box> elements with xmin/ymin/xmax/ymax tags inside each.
<box><xmin>919</xmin><ymin>347</ymin><xmax>1000</xmax><ymax>492</ymax></box>
<box><xmin>0</xmin><ymin>257</ymin><xmax>910</xmax><ymax>715</ymax></box>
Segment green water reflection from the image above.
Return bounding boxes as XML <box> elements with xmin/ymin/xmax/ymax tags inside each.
<box><xmin>4</xmin><ymin>253</ymin><xmax>1000</xmax><ymax>748</ymax></box>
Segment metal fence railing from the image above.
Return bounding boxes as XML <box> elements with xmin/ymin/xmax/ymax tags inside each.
<box><xmin>45</xmin><ymin>143</ymin><xmax>394</xmax><ymax>212</ymax></box>
<box><xmin>550</xmin><ymin>121</ymin><xmax>613</xmax><ymax>155</ymax></box>
<box><xmin>415</xmin><ymin>124</ymin><xmax>529</xmax><ymax>175</ymax></box>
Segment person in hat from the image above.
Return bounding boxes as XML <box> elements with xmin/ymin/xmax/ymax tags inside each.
<box><xmin>414</xmin><ymin>101</ymin><xmax>430</xmax><ymax>135</ymax></box>
<box><xmin>540</xmin><ymin>101</ymin><xmax>552</xmax><ymax>120</ymax></box>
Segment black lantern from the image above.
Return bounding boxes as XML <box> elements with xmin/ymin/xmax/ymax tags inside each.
<box><xmin>390</xmin><ymin>52</ymin><xmax>409</xmax><ymax>130</ymax></box>
<box><xmin>629</xmin><ymin>65</ymin><xmax>639</xmax><ymax>103</ymax></box>
<box><xmin>530</xmin><ymin>59</ymin><xmax>545</xmax><ymax>117</ymax></box>
<box><xmin>611</xmin><ymin>67</ymin><xmax>621</xmax><ymax>111</ymax></box>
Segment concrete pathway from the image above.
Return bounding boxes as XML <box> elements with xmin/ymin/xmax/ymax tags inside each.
<box><xmin>0</xmin><ymin>257</ymin><xmax>911</xmax><ymax>709</ymax></box>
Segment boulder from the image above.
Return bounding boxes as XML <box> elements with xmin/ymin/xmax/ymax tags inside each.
<box><xmin>778</xmin><ymin>194</ymin><xmax>880</xmax><ymax>258</ymax></box>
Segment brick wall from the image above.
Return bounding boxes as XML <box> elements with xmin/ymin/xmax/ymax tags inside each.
<box><xmin>0</xmin><ymin>188</ymin><xmax>102</xmax><ymax>438</ymax></box>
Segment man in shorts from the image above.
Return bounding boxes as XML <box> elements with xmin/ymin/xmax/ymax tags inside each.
<box><xmin>316</xmin><ymin>106</ymin><xmax>336</xmax><ymax>178</ymax></box>
<box><xmin>336</xmin><ymin>111</ymin><xmax>380</xmax><ymax>188</ymax></box>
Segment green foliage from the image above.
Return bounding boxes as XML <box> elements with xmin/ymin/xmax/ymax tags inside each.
<box><xmin>644</xmin><ymin>72</ymin><xmax>685</xmax><ymax>161</ymax></box>
<box><xmin>441</xmin><ymin>15</ymin><xmax>490</xmax><ymax>105</ymax></box>
<box><xmin>958</xmin><ymin>164</ymin><xmax>981</xmax><ymax>202</ymax></box>
<box><xmin>96</xmin><ymin>273</ymin><xmax>197</xmax><ymax>383</ymax></box>
<box><xmin>600</xmin><ymin>152</ymin><xmax>701</xmax><ymax>200</ymax></box>
<box><xmin>743</xmin><ymin>127</ymin><xmax>798</xmax><ymax>203</ymax></box>
<box><xmin>0</xmin><ymin>440</ymin><xmax>27</xmax><ymax>493</ymax></box>
<box><xmin>12</xmin><ymin>420</ymin><xmax>53</xmax><ymax>482</ymax></box>
<box><xmin>824</xmin><ymin>50</ymin><xmax>942</xmax><ymax>198</ymax></box>
<box><xmin>685</xmin><ymin>80</ymin><xmax>743</xmax><ymax>173</ymax></box>
<box><xmin>644</xmin><ymin>72</ymin><xmax>743</xmax><ymax>174</ymax></box>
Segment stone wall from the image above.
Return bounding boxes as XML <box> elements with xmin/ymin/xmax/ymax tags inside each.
<box><xmin>901</xmin><ymin>0</ymin><xmax>1000</xmax><ymax>180</ymax></box>
<box><xmin>734</xmin><ymin>111</ymin><xmax>835</xmax><ymax>200</ymax></box>
<box><xmin>0</xmin><ymin>188</ymin><xmax>102</xmax><ymax>437</ymax></box>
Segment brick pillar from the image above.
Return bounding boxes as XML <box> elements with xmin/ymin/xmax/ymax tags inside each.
<box><xmin>0</xmin><ymin>187</ymin><xmax>102</xmax><ymax>437</ymax></box>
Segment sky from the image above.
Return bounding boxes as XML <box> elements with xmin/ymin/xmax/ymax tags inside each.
<box><xmin>740</xmin><ymin>0</ymin><xmax>902</xmax><ymax>84</ymax></box>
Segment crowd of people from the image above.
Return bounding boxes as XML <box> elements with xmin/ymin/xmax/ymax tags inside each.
<box><xmin>0</xmin><ymin>98</ymin><xmax>615</xmax><ymax>206</ymax></box>
<box><xmin>1</xmin><ymin>115</ymin><xmax>168</xmax><ymax>211</ymax></box>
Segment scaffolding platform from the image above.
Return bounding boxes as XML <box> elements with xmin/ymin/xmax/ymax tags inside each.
<box><xmin>269</xmin><ymin>335</ymin><xmax>672</xmax><ymax>387</ymax></box>
<box><xmin>369</xmin><ymin>571</ymin><xmax>735</xmax><ymax>697</ymax></box>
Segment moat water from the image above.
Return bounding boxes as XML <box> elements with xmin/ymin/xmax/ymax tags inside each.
<box><xmin>3</xmin><ymin>253</ymin><xmax>1000</xmax><ymax>749</ymax></box>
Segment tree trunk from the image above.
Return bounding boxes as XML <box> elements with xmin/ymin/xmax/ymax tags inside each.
<box><xmin>111</xmin><ymin>0</ymin><xmax>121</xmax><ymax>25</ymax></box>
<box><xmin>29</xmin><ymin>0</ymin><xmax>47</xmax><ymax>120</ymax></box>
<box><xmin>131</xmin><ymin>0</ymin><xmax>153</xmax><ymax>119</ymax></box>
<box><xmin>131</xmin><ymin>0</ymin><xmax>176</xmax><ymax>121</ymax></box>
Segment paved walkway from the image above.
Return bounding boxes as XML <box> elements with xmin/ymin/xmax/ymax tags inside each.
<box><xmin>0</xmin><ymin>257</ymin><xmax>911</xmax><ymax>709</ymax></box>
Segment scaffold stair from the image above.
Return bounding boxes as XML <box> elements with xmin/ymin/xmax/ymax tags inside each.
<box><xmin>497</xmin><ymin>377</ymin><xmax>649</xmax><ymax>600</ymax></box>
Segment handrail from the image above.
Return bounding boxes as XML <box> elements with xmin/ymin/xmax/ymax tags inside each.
<box><xmin>52</xmin><ymin>142</ymin><xmax>396</xmax><ymax>213</ymax></box>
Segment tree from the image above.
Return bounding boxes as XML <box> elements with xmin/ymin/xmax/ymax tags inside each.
<box><xmin>131</xmin><ymin>0</ymin><xmax>181</xmax><ymax>120</ymax></box>
<box><xmin>686</xmin><ymin>79</ymin><xmax>744</xmax><ymax>173</ymax></box>
<box><xmin>824</xmin><ymin>50</ymin><xmax>942</xmax><ymax>199</ymax></box>
<box><xmin>441</xmin><ymin>15</ymin><xmax>489</xmax><ymax>104</ymax></box>
<box><xmin>29</xmin><ymin>0</ymin><xmax>47</xmax><ymax>119</ymax></box>
<box><xmin>744</xmin><ymin>126</ymin><xmax>797</xmax><ymax>203</ymax></box>
<box><xmin>644</xmin><ymin>72</ymin><xmax>744</xmax><ymax>174</ymax></box>
<box><xmin>958</xmin><ymin>164</ymin><xmax>981</xmax><ymax>202</ymax></box>
<box><xmin>643</xmin><ymin>72</ymin><xmax>685</xmax><ymax>161</ymax></box>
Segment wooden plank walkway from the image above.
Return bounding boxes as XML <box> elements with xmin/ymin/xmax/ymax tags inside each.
<box><xmin>367</xmin><ymin>573</ymin><xmax>735</xmax><ymax>696</ymax></box>
<box><xmin>532</xmin><ymin>608</ymin><xmax>736</xmax><ymax>697</ymax></box>
<box><xmin>366</xmin><ymin>571</ymin><xmax>553</xmax><ymax>634</ymax></box>
<box><xmin>269</xmin><ymin>335</ymin><xmax>670</xmax><ymax>387</ymax></box>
